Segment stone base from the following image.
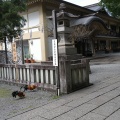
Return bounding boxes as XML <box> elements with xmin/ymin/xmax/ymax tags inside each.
<box><xmin>59</xmin><ymin>54</ymin><xmax>82</xmax><ymax>61</ymax></box>
<box><xmin>59</xmin><ymin>46</ymin><xmax>77</xmax><ymax>55</ymax></box>
<box><xmin>59</xmin><ymin>54</ymin><xmax>89</xmax><ymax>94</ymax></box>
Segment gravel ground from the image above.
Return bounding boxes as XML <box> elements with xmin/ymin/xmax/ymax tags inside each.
<box><xmin>0</xmin><ymin>84</ymin><xmax>56</xmax><ymax>120</ymax></box>
<box><xmin>90</xmin><ymin>53</ymin><xmax>120</xmax><ymax>84</ymax></box>
<box><xmin>90</xmin><ymin>64</ymin><xmax>120</xmax><ymax>84</ymax></box>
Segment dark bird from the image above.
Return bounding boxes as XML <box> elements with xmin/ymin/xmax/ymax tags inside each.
<box><xmin>12</xmin><ymin>91</ymin><xmax>25</xmax><ymax>98</ymax></box>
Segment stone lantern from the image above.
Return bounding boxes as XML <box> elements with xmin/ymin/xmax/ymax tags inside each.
<box><xmin>57</xmin><ymin>3</ymin><xmax>79</xmax><ymax>55</ymax></box>
<box><xmin>48</xmin><ymin>3</ymin><xmax>90</xmax><ymax>94</ymax></box>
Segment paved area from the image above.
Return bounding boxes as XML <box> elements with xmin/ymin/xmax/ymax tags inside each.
<box><xmin>1</xmin><ymin>52</ymin><xmax>120</xmax><ymax>120</ymax></box>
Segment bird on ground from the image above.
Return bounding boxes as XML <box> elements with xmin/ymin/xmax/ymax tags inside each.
<box><xmin>21</xmin><ymin>84</ymin><xmax>38</xmax><ymax>92</ymax></box>
<box><xmin>12</xmin><ymin>91</ymin><xmax>25</xmax><ymax>98</ymax></box>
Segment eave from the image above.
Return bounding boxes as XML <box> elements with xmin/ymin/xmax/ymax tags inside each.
<box><xmin>96</xmin><ymin>13</ymin><xmax>120</xmax><ymax>24</ymax></box>
<box><xmin>95</xmin><ymin>35</ymin><xmax>120</xmax><ymax>40</ymax></box>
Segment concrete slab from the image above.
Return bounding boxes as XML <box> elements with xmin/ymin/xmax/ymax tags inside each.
<box><xmin>29</xmin><ymin>115</ymin><xmax>48</xmax><ymax>120</ymax></box>
<box><xmin>105</xmin><ymin>109</ymin><xmax>120</xmax><ymax>120</ymax></box>
<box><xmin>99</xmin><ymin>82</ymin><xmax>120</xmax><ymax>93</ymax></box>
<box><xmin>40</xmin><ymin>106</ymin><xmax>72</xmax><ymax>119</ymax></box>
<box><xmin>88</xmin><ymin>95</ymin><xmax>111</xmax><ymax>106</ymax></box>
<box><xmin>52</xmin><ymin>104</ymin><xmax>97</xmax><ymax>120</ymax></box>
<box><xmin>78</xmin><ymin>112</ymin><xmax>106</xmax><ymax>120</ymax></box>
<box><xmin>65</xmin><ymin>91</ymin><xmax>103</xmax><ymax>107</ymax></box>
<box><xmin>103</xmin><ymin>90</ymin><xmax>120</xmax><ymax>98</ymax></box>
<box><xmin>42</xmin><ymin>99</ymin><xmax>72</xmax><ymax>110</ymax></box>
<box><xmin>6</xmin><ymin>107</ymin><xmax>49</xmax><ymax>120</ymax></box>
<box><xmin>110</xmin><ymin>96</ymin><xmax>120</xmax><ymax>104</ymax></box>
<box><xmin>92</xmin><ymin>102</ymin><xmax>120</xmax><ymax>117</ymax></box>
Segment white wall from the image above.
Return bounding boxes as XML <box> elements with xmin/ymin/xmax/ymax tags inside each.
<box><xmin>28</xmin><ymin>11</ymin><xmax>40</xmax><ymax>32</ymax></box>
<box><xmin>29</xmin><ymin>39</ymin><xmax>42</xmax><ymax>61</ymax></box>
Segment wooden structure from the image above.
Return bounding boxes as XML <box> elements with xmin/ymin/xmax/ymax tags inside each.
<box><xmin>0</xmin><ymin>0</ymin><xmax>120</xmax><ymax>61</ymax></box>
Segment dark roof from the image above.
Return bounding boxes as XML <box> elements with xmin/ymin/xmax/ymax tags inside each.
<box><xmin>28</xmin><ymin>0</ymin><xmax>120</xmax><ymax>23</ymax></box>
<box><xmin>87</xmin><ymin>6</ymin><xmax>102</xmax><ymax>11</ymax></box>
<box><xmin>71</xmin><ymin>15</ymin><xmax>109</xmax><ymax>30</ymax></box>
<box><xmin>85</xmin><ymin>3</ymin><xmax>111</xmax><ymax>16</ymax></box>
<box><xmin>47</xmin><ymin>12</ymin><xmax>80</xmax><ymax>19</ymax></box>
<box><xmin>84</xmin><ymin>3</ymin><xmax>102</xmax><ymax>12</ymax></box>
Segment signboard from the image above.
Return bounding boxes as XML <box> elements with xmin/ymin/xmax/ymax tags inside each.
<box><xmin>52</xmin><ymin>39</ymin><xmax>58</xmax><ymax>66</ymax></box>
<box><xmin>12</xmin><ymin>43</ymin><xmax>17</xmax><ymax>61</ymax></box>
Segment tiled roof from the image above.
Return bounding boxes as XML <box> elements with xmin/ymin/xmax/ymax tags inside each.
<box><xmin>71</xmin><ymin>15</ymin><xmax>108</xmax><ymax>30</ymax></box>
<box><xmin>85</xmin><ymin>3</ymin><xmax>103</xmax><ymax>12</ymax></box>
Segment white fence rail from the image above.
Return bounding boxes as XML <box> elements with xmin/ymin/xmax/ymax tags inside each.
<box><xmin>0</xmin><ymin>64</ymin><xmax>56</xmax><ymax>91</ymax></box>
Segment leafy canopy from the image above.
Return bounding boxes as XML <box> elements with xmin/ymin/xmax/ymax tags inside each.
<box><xmin>100</xmin><ymin>0</ymin><xmax>120</xmax><ymax>18</ymax></box>
<box><xmin>0</xmin><ymin>0</ymin><xmax>27</xmax><ymax>41</ymax></box>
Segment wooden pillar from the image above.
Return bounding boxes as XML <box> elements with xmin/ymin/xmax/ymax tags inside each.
<box><xmin>91</xmin><ymin>39</ymin><xmax>95</xmax><ymax>56</ymax></box>
<box><xmin>116</xmin><ymin>25</ymin><xmax>119</xmax><ymax>33</ymax></box>
<box><xmin>106</xmin><ymin>40</ymin><xmax>110</xmax><ymax>50</ymax></box>
<box><xmin>39</xmin><ymin>3</ymin><xmax>48</xmax><ymax>61</ymax></box>
<box><xmin>97</xmin><ymin>40</ymin><xmax>100</xmax><ymax>50</ymax></box>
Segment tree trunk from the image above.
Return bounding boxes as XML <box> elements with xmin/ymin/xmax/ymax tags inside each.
<box><xmin>4</xmin><ymin>37</ymin><xmax>8</xmax><ymax>64</ymax></box>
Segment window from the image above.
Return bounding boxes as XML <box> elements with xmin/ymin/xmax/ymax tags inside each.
<box><xmin>28</xmin><ymin>11</ymin><xmax>39</xmax><ymax>28</ymax></box>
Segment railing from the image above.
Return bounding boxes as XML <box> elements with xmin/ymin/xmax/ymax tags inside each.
<box><xmin>0</xmin><ymin>58</ymin><xmax>90</xmax><ymax>94</ymax></box>
<box><xmin>70</xmin><ymin>59</ymin><xmax>89</xmax><ymax>91</ymax></box>
<box><xmin>0</xmin><ymin>63</ymin><xmax>56</xmax><ymax>91</ymax></box>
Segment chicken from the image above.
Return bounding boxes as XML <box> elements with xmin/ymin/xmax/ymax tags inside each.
<box><xmin>22</xmin><ymin>84</ymin><xmax>38</xmax><ymax>91</ymax></box>
<box><xmin>12</xmin><ymin>91</ymin><xmax>25</xmax><ymax>98</ymax></box>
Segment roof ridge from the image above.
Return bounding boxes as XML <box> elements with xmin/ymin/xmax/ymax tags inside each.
<box><xmin>84</xmin><ymin>3</ymin><xmax>99</xmax><ymax>8</ymax></box>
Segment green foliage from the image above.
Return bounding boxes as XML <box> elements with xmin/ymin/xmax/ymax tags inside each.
<box><xmin>0</xmin><ymin>0</ymin><xmax>27</xmax><ymax>41</ymax></box>
<box><xmin>0</xmin><ymin>88</ymin><xmax>11</xmax><ymax>98</ymax></box>
<box><xmin>52</xmin><ymin>95</ymin><xmax>60</xmax><ymax>99</ymax></box>
<box><xmin>100</xmin><ymin>0</ymin><xmax>120</xmax><ymax>18</ymax></box>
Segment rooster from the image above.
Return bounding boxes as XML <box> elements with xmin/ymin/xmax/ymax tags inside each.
<box><xmin>12</xmin><ymin>91</ymin><xmax>25</xmax><ymax>98</ymax></box>
<box><xmin>21</xmin><ymin>84</ymin><xmax>38</xmax><ymax>92</ymax></box>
